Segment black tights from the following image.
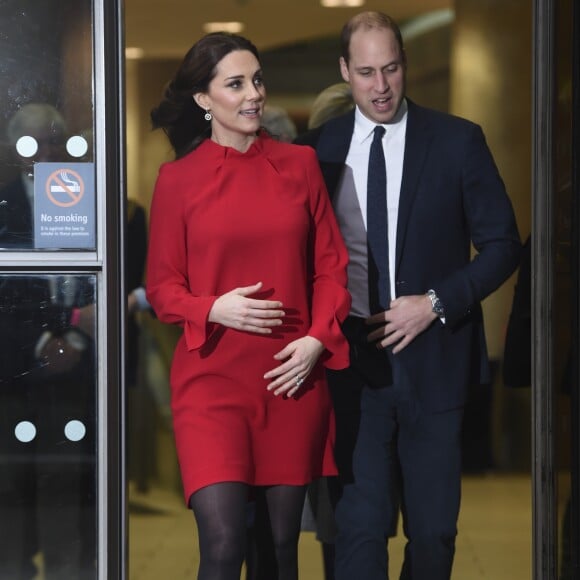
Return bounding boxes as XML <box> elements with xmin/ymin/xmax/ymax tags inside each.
<box><xmin>190</xmin><ymin>482</ymin><xmax>307</xmax><ymax>580</ymax></box>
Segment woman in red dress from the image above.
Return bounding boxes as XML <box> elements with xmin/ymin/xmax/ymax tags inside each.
<box><xmin>147</xmin><ymin>32</ymin><xmax>350</xmax><ymax>580</ymax></box>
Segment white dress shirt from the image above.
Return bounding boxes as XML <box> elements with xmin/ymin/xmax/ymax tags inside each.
<box><xmin>332</xmin><ymin>100</ymin><xmax>408</xmax><ymax>317</ymax></box>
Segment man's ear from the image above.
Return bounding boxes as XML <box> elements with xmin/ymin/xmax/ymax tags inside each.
<box><xmin>339</xmin><ymin>57</ymin><xmax>350</xmax><ymax>83</ymax></box>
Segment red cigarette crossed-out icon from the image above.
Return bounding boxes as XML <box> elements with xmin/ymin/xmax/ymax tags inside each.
<box><xmin>45</xmin><ymin>168</ymin><xmax>85</xmax><ymax>207</ymax></box>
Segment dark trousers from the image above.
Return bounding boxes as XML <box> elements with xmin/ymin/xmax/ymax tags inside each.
<box><xmin>328</xmin><ymin>319</ymin><xmax>463</xmax><ymax>580</ymax></box>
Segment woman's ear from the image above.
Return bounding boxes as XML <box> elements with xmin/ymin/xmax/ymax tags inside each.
<box><xmin>193</xmin><ymin>93</ymin><xmax>209</xmax><ymax>111</ymax></box>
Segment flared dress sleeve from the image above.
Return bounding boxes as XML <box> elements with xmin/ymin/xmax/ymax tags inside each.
<box><xmin>146</xmin><ymin>161</ymin><xmax>218</xmax><ymax>351</ymax></box>
<box><xmin>302</xmin><ymin>147</ymin><xmax>351</xmax><ymax>369</ymax></box>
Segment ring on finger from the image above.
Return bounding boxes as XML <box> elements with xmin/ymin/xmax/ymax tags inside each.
<box><xmin>295</xmin><ymin>376</ymin><xmax>304</xmax><ymax>387</ymax></box>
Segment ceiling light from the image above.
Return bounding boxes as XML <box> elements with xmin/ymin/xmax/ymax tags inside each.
<box><xmin>321</xmin><ymin>0</ymin><xmax>365</xmax><ymax>7</ymax></box>
<box><xmin>125</xmin><ymin>47</ymin><xmax>144</xmax><ymax>59</ymax></box>
<box><xmin>203</xmin><ymin>21</ymin><xmax>245</xmax><ymax>34</ymax></box>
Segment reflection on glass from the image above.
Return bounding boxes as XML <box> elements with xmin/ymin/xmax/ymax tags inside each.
<box><xmin>0</xmin><ymin>0</ymin><xmax>94</xmax><ymax>251</ymax></box>
<box><xmin>0</xmin><ymin>274</ymin><xmax>97</xmax><ymax>579</ymax></box>
<box><xmin>0</xmin><ymin>104</ymin><xmax>67</xmax><ymax>248</ymax></box>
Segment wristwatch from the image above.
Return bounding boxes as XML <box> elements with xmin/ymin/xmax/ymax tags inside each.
<box><xmin>427</xmin><ymin>289</ymin><xmax>445</xmax><ymax>318</ymax></box>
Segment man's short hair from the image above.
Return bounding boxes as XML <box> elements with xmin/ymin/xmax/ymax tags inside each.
<box><xmin>340</xmin><ymin>11</ymin><xmax>405</xmax><ymax>65</ymax></box>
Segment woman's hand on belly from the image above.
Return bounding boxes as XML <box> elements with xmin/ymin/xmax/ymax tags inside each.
<box><xmin>263</xmin><ymin>335</ymin><xmax>324</xmax><ymax>398</ymax></box>
<box><xmin>208</xmin><ymin>281</ymin><xmax>285</xmax><ymax>334</ymax></box>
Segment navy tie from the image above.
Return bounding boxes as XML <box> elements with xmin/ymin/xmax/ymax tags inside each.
<box><xmin>367</xmin><ymin>125</ymin><xmax>390</xmax><ymax>314</ymax></box>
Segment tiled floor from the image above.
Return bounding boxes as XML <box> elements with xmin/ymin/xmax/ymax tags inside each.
<box><xmin>128</xmin><ymin>473</ymin><xmax>532</xmax><ymax>579</ymax></box>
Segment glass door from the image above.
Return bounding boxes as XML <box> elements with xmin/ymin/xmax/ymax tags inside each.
<box><xmin>0</xmin><ymin>0</ymin><xmax>124</xmax><ymax>578</ymax></box>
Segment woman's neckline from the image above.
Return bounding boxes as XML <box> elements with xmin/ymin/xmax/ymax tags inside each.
<box><xmin>209</xmin><ymin>132</ymin><xmax>258</xmax><ymax>153</ymax></box>
<box><xmin>205</xmin><ymin>131</ymin><xmax>267</xmax><ymax>157</ymax></box>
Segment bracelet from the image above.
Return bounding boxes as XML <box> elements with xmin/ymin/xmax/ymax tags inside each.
<box><xmin>70</xmin><ymin>307</ymin><xmax>81</xmax><ymax>327</ymax></box>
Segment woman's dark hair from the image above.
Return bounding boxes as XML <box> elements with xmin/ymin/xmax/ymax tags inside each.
<box><xmin>150</xmin><ymin>32</ymin><xmax>261</xmax><ymax>159</ymax></box>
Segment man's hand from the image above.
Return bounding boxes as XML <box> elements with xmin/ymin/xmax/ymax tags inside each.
<box><xmin>366</xmin><ymin>294</ymin><xmax>438</xmax><ymax>354</ymax></box>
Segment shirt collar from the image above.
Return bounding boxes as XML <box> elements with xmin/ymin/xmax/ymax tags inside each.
<box><xmin>353</xmin><ymin>98</ymin><xmax>408</xmax><ymax>145</ymax></box>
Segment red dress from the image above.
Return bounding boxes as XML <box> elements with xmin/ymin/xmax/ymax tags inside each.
<box><xmin>146</xmin><ymin>133</ymin><xmax>350</xmax><ymax>503</ymax></box>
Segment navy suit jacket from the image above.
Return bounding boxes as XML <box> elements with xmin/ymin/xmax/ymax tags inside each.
<box><xmin>296</xmin><ymin>100</ymin><xmax>521</xmax><ymax>411</ymax></box>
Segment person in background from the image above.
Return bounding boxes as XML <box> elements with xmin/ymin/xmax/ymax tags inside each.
<box><xmin>301</xmin><ymin>80</ymin><xmax>399</xmax><ymax>580</ymax></box>
<box><xmin>126</xmin><ymin>198</ymin><xmax>149</xmax><ymax>385</ymax></box>
<box><xmin>502</xmin><ymin>235</ymin><xmax>531</xmax><ymax>389</ymax></box>
<box><xmin>296</xmin><ymin>11</ymin><xmax>521</xmax><ymax>580</ymax></box>
<box><xmin>146</xmin><ymin>32</ymin><xmax>350</xmax><ymax>580</ymax></box>
<box><xmin>126</xmin><ymin>198</ymin><xmax>156</xmax><ymax>493</ymax></box>
<box><xmin>300</xmin><ymin>83</ymin><xmax>355</xmax><ymax>580</ymax></box>
<box><xmin>261</xmin><ymin>105</ymin><xmax>298</xmax><ymax>143</ymax></box>
<box><xmin>307</xmin><ymin>83</ymin><xmax>354</xmax><ymax>131</ymax></box>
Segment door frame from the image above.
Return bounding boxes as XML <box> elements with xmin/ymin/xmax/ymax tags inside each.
<box><xmin>532</xmin><ymin>0</ymin><xmax>579</xmax><ymax>578</ymax></box>
<box><xmin>97</xmin><ymin>0</ymin><xmax>125</xmax><ymax>577</ymax></box>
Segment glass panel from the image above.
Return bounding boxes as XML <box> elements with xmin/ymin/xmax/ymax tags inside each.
<box><xmin>0</xmin><ymin>0</ymin><xmax>95</xmax><ymax>251</ymax></box>
<box><xmin>0</xmin><ymin>273</ymin><xmax>97</xmax><ymax>578</ymax></box>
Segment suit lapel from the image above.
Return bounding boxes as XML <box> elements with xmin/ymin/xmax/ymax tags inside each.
<box><xmin>395</xmin><ymin>102</ymin><xmax>432</xmax><ymax>272</ymax></box>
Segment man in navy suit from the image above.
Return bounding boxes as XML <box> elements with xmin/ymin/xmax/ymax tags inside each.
<box><xmin>295</xmin><ymin>11</ymin><xmax>521</xmax><ymax>580</ymax></box>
